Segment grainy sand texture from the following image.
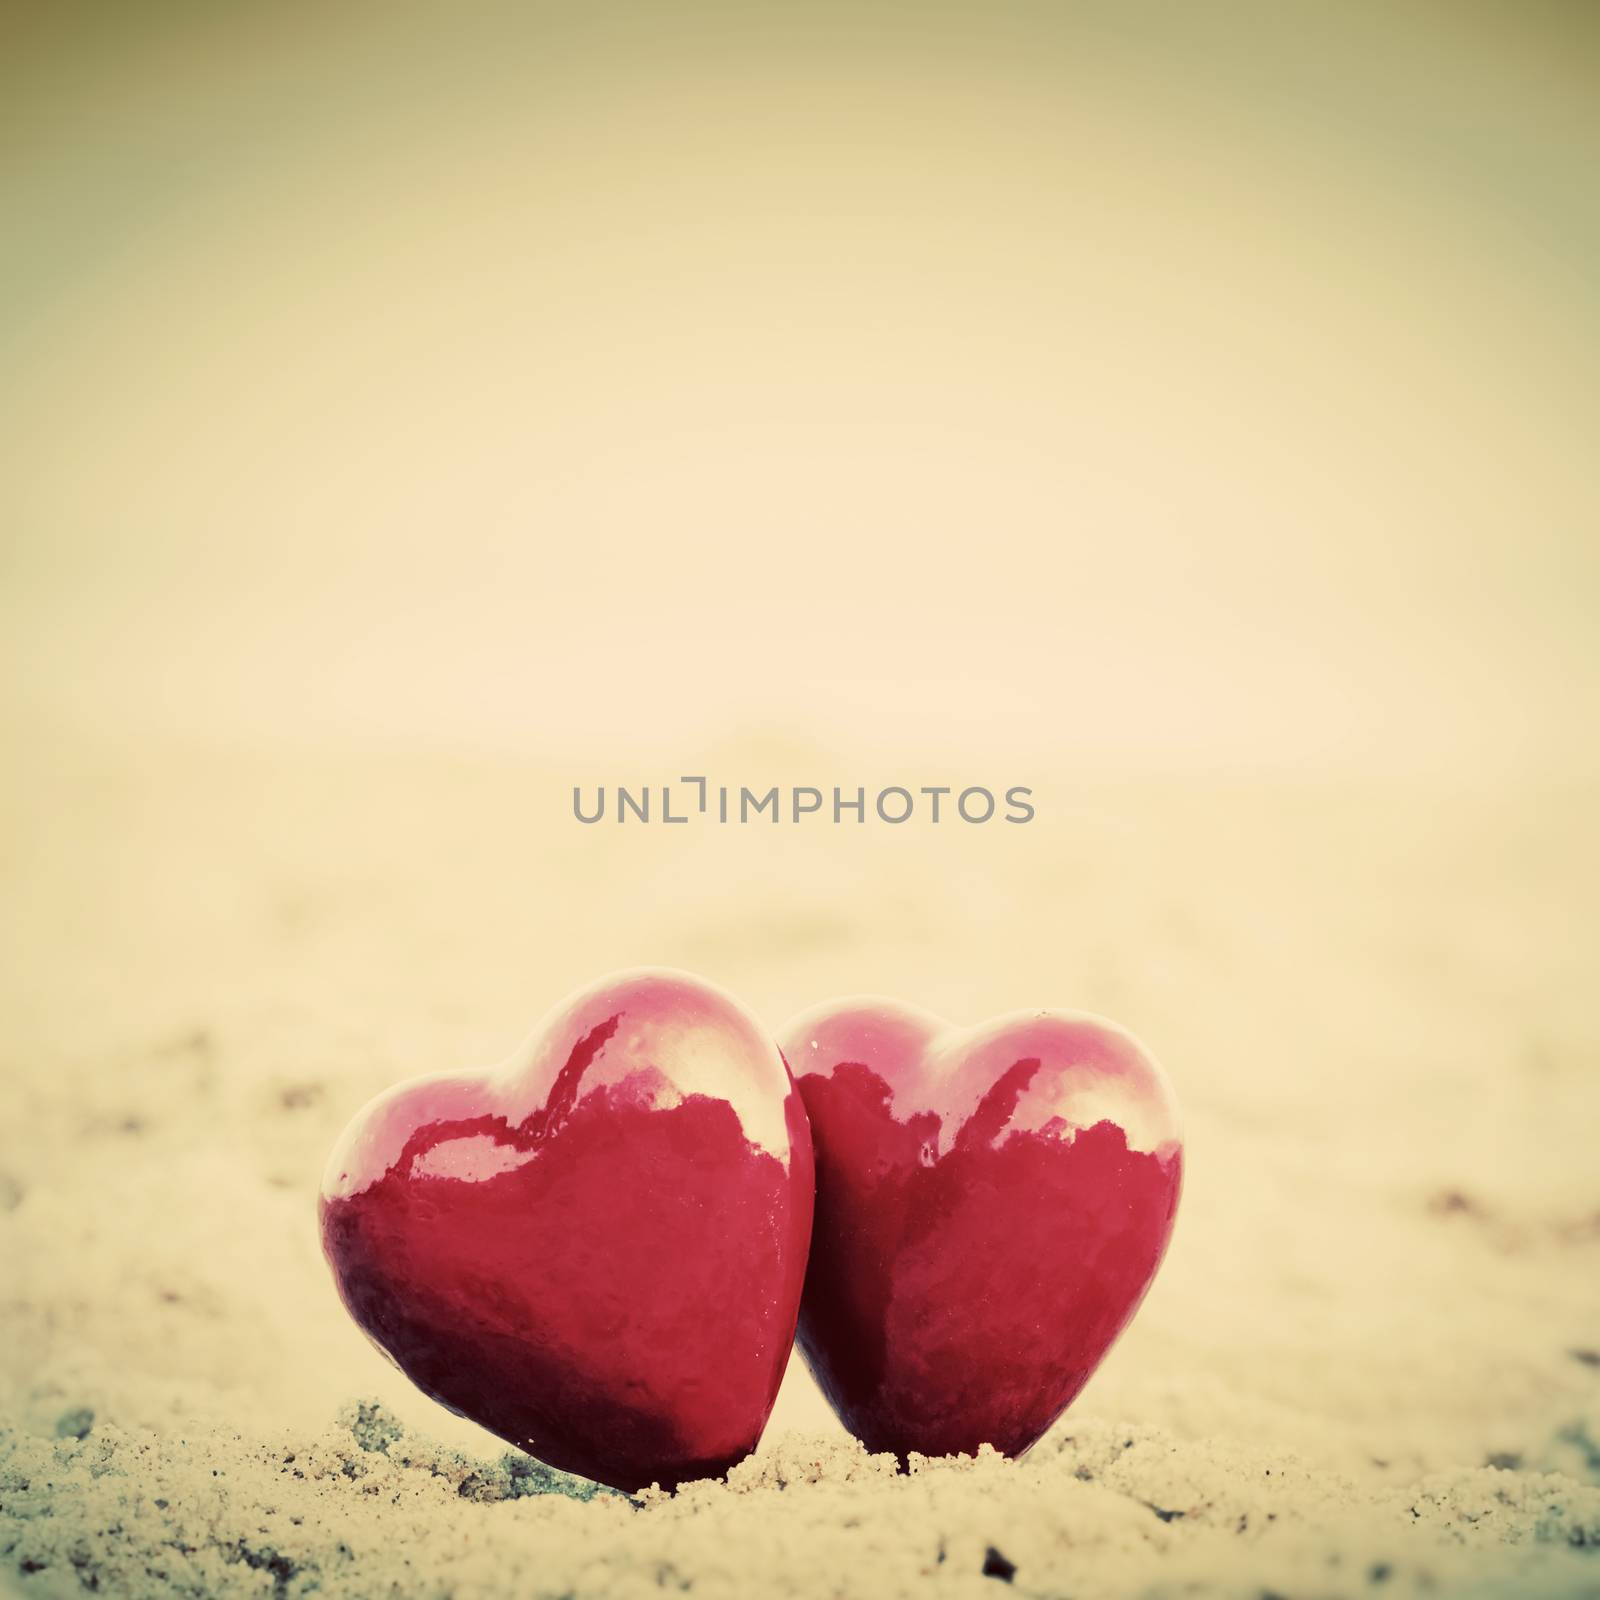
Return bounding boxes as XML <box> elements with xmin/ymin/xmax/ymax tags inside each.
<box><xmin>3</xmin><ymin>731</ymin><xmax>1598</xmax><ymax>1598</ymax></box>
<box><xmin>5</xmin><ymin>7</ymin><xmax>1599</xmax><ymax>1594</ymax></box>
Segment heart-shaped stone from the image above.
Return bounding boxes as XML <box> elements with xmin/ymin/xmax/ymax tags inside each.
<box><xmin>778</xmin><ymin>999</ymin><xmax>1181</xmax><ymax>1461</ymax></box>
<box><xmin>320</xmin><ymin>969</ymin><xmax>814</xmax><ymax>1492</ymax></box>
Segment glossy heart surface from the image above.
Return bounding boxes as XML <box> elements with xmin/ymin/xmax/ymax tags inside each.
<box><xmin>321</xmin><ymin>970</ymin><xmax>814</xmax><ymax>1492</ymax></box>
<box><xmin>779</xmin><ymin>999</ymin><xmax>1181</xmax><ymax>1461</ymax></box>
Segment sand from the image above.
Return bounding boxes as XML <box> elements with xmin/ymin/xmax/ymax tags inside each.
<box><xmin>4</xmin><ymin>727</ymin><xmax>1599</xmax><ymax>1597</ymax></box>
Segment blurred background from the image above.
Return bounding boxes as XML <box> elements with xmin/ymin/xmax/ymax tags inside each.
<box><xmin>4</xmin><ymin>0</ymin><xmax>1597</xmax><ymax>769</ymax></box>
<box><xmin>3</xmin><ymin>3</ymin><xmax>1600</xmax><ymax>1591</ymax></box>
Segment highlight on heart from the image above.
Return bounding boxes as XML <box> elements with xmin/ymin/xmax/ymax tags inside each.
<box><xmin>318</xmin><ymin>969</ymin><xmax>1180</xmax><ymax>1494</ymax></box>
<box><xmin>781</xmin><ymin>999</ymin><xmax>1182</xmax><ymax>1464</ymax></box>
<box><xmin>318</xmin><ymin>968</ymin><xmax>814</xmax><ymax>1494</ymax></box>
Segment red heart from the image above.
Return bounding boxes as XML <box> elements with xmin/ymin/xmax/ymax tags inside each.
<box><xmin>778</xmin><ymin>1000</ymin><xmax>1182</xmax><ymax>1461</ymax></box>
<box><xmin>320</xmin><ymin>970</ymin><xmax>814</xmax><ymax>1492</ymax></box>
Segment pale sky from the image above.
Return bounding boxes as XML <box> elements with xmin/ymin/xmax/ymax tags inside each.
<box><xmin>5</xmin><ymin>2</ymin><xmax>1597</xmax><ymax>772</ymax></box>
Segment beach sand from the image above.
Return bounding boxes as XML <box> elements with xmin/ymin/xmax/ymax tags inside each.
<box><xmin>3</xmin><ymin>728</ymin><xmax>1598</xmax><ymax>1597</ymax></box>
